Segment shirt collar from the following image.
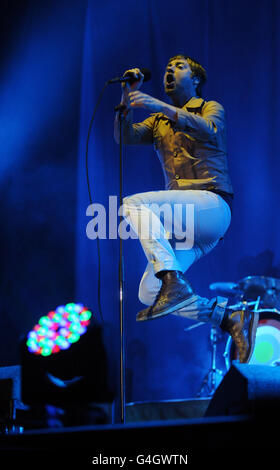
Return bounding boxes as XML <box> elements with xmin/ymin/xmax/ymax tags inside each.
<box><xmin>182</xmin><ymin>96</ymin><xmax>205</xmax><ymax>110</ymax></box>
<box><xmin>154</xmin><ymin>97</ymin><xmax>205</xmax><ymax>122</ymax></box>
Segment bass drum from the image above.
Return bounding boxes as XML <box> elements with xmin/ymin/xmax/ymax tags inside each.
<box><xmin>224</xmin><ymin>310</ymin><xmax>280</xmax><ymax>370</ymax></box>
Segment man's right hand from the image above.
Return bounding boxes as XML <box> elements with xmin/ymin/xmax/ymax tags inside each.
<box><xmin>121</xmin><ymin>68</ymin><xmax>144</xmax><ymax>109</ymax></box>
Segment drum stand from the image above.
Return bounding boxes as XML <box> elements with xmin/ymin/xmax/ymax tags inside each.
<box><xmin>197</xmin><ymin>326</ymin><xmax>224</xmax><ymax>397</ymax></box>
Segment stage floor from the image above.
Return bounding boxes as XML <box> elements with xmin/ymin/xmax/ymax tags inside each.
<box><xmin>0</xmin><ymin>413</ymin><xmax>277</xmax><ymax>467</ymax></box>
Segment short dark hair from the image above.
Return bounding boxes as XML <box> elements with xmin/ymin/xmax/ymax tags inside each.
<box><xmin>168</xmin><ymin>55</ymin><xmax>207</xmax><ymax>97</ymax></box>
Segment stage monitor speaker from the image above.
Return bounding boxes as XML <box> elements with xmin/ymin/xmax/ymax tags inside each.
<box><xmin>205</xmin><ymin>361</ymin><xmax>280</xmax><ymax>417</ymax></box>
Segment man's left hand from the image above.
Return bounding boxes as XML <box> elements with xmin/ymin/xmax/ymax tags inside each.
<box><xmin>128</xmin><ymin>91</ymin><xmax>163</xmax><ymax>113</ymax></box>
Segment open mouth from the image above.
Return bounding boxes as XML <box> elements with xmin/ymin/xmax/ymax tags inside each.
<box><xmin>165</xmin><ymin>81</ymin><xmax>175</xmax><ymax>90</ymax></box>
<box><xmin>165</xmin><ymin>73</ymin><xmax>175</xmax><ymax>89</ymax></box>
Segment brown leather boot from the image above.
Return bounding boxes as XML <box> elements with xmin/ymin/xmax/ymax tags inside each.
<box><xmin>136</xmin><ymin>270</ymin><xmax>196</xmax><ymax>321</ymax></box>
<box><xmin>220</xmin><ymin>308</ymin><xmax>259</xmax><ymax>363</ymax></box>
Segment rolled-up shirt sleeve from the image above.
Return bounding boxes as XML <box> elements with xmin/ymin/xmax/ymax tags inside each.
<box><xmin>114</xmin><ymin>110</ymin><xmax>156</xmax><ymax>145</ymax></box>
<box><xmin>176</xmin><ymin>101</ymin><xmax>225</xmax><ymax>142</ymax></box>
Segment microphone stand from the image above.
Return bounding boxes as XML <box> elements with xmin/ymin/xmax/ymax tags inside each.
<box><xmin>87</xmin><ymin>76</ymin><xmax>134</xmax><ymax>424</ymax></box>
<box><xmin>116</xmin><ymin>104</ymin><xmax>126</xmax><ymax>423</ymax></box>
<box><xmin>112</xmin><ymin>76</ymin><xmax>147</xmax><ymax>422</ymax></box>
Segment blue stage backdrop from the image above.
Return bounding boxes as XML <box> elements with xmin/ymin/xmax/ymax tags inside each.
<box><xmin>1</xmin><ymin>0</ymin><xmax>280</xmax><ymax>406</ymax></box>
<box><xmin>76</xmin><ymin>0</ymin><xmax>280</xmax><ymax>402</ymax></box>
<box><xmin>0</xmin><ymin>1</ymin><xmax>87</xmax><ymax>366</ymax></box>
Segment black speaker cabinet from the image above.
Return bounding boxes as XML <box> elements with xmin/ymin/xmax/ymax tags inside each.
<box><xmin>205</xmin><ymin>361</ymin><xmax>280</xmax><ymax>417</ymax></box>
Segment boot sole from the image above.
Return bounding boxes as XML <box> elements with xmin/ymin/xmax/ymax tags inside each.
<box><xmin>136</xmin><ymin>295</ymin><xmax>198</xmax><ymax>321</ymax></box>
<box><xmin>245</xmin><ymin>310</ymin><xmax>260</xmax><ymax>363</ymax></box>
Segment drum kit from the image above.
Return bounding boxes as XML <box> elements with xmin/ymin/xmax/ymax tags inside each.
<box><xmin>190</xmin><ymin>275</ymin><xmax>280</xmax><ymax>397</ymax></box>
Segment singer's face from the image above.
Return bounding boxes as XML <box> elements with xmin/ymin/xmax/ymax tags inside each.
<box><xmin>164</xmin><ymin>58</ymin><xmax>195</xmax><ymax>97</ymax></box>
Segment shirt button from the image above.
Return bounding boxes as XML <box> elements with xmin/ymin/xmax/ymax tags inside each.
<box><xmin>175</xmin><ymin>174</ymin><xmax>180</xmax><ymax>180</ymax></box>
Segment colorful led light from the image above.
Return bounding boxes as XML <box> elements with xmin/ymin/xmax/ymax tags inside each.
<box><xmin>26</xmin><ymin>303</ymin><xmax>93</xmax><ymax>356</ymax></box>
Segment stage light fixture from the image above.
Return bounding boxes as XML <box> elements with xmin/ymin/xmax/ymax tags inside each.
<box><xmin>20</xmin><ymin>302</ymin><xmax>117</xmax><ymax>414</ymax></box>
<box><xmin>26</xmin><ymin>303</ymin><xmax>92</xmax><ymax>356</ymax></box>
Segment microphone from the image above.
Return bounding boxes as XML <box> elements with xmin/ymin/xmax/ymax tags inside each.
<box><xmin>108</xmin><ymin>68</ymin><xmax>151</xmax><ymax>85</ymax></box>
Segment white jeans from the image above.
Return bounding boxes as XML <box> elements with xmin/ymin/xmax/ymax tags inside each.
<box><xmin>122</xmin><ymin>190</ymin><xmax>231</xmax><ymax>326</ymax></box>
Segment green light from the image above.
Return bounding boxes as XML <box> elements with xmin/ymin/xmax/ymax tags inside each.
<box><xmin>68</xmin><ymin>333</ymin><xmax>80</xmax><ymax>343</ymax></box>
<box><xmin>55</xmin><ymin>336</ymin><xmax>65</xmax><ymax>345</ymax></box>
<box><xmin>68</xmin><ymin>313</ymin><xmax>80</xmax><ymax>322</ymax></box>
<box><xmin>38</xmin><ymin>338</ymin><xmax>47</xmax><ymax>346</ymax></box>
<box><xmin>27</xmin><ymin>339</ymin><xmax>37</xmax><ymax>348</ymax></box>
<box><xmin>65</xmin><ymin>303</ymin><xmax>76</xmax><ymax>312</ymax></box>
<box><xmin>39</xmin><ymin>316</ymin><xmax>48</xmax><ymax>325</ymax></box>
<box><xmin>253</xmin><ymin>341</ymin><xmax>274</xmax><ymax>363</ymax></box>
<box><xmin>80</xmin><ymin>310</ymin><xmax>92</xmax><ymax>321</ymax></box>
<box><xmin>41</xmin><ymin>348</ymin><xmax>52</xmax><ymax>356</ymax></box>
<box><xmin>69</xmin><ymin>323</ymin><xmax>80</xmax><ymax>333</ymax></box>
<box><xmin>53</xmin><ymin>313</ymin><xmax>62</xmax><ymax>322</ymax></box>
<box><xmin>37</xmin><ymin>327</ymin><xmax>48</xmax><ymax>336</ymax></box>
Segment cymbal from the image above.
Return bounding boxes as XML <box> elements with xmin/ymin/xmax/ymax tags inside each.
<box><xmin>238</xmin><ymin>275</ymin><xmax>280</xmax><ymax>293</ymax></box>
<box><xmin>209</xmin><ymin>281</ymin><xmax>240</xmax><ymax>296</ymax></box>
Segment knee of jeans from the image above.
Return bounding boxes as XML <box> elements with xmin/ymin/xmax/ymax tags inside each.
<box><xmin>122</xmin><ymin>195</ymin><xmax>139</xmax><ymax>217</ymax></box>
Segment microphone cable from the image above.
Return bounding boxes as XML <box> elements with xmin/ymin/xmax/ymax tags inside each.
<box><xmin>85</xmin><ymin>80</ymin><xmax>110</xmax><ymax>323</ymax></box>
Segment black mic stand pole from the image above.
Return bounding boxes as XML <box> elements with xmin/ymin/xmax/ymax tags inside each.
<box><xmin>115</xmin><ymin>104</ymin><xmax>126</xmax><ymax>423</ymax></box>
